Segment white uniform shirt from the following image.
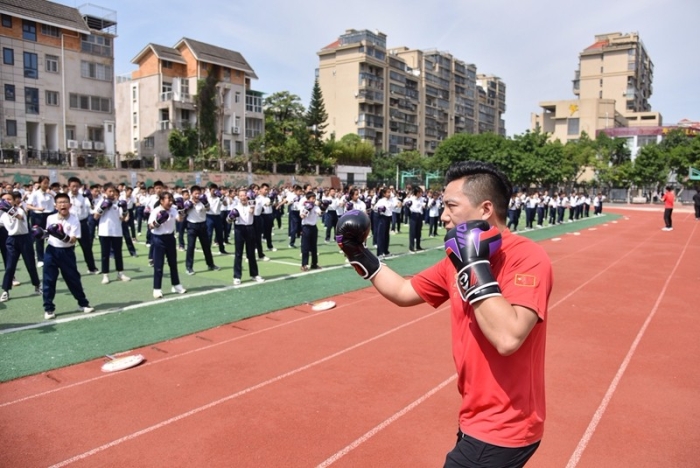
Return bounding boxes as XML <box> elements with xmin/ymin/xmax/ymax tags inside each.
<box><xmin>69</xmin><ymin>192</ymin><xmax>91</xmax><ymax>221</ymax></box>
<box><xmin>96</xmin><ymin>198</ymin><xmax>123</xmax><ymax>237</ymax></box>
<box><xmin>428</xmin><ymin>198</ymin><xmax>442</xmax><ymax>217</ymax></box>
<box><xmin>257</xmin><ymin>195</ymin><xmax>273</xmax><ymax>215</ymax></box>
<box><xmin>46</xmin><ymin>212</ymin><xmax>80</xmax><ymax>247</ymax></box>
<box><xmin>0</xmin><ymin>207</ymin><xmax>28</xmax><ymax>236</ymax></box>
<box><xmin>408</xmin><ymin>196</ymin><xmax>424</xmax><ymax>214</ymax></box>
<box><xmin>207</xmin><ymin>195</ymin><xmax>223</xmax><ymax>216</ymax></box>
<box><xmin>374</xmin><ymin>197</ymin><xmax>393</xmax><ymax>217</ymax></box>
<box><xmin>301</xmin><ymin>206</ymin><xmax>321</xmax><ymax>225</ymax></box>
<box><xmin>233</xmin><ymin>201</ymin><xmax>255</xmax><ymax>226</ymax></box>
<box><xmin>149</xmin><ymin>206</ymin><xmax>178</xmax><ymax>235</ymax></box>
<box><xmin>347</xmin><ymin>199</ymin><xmax>366</xmax><ymax>212</ymax></box>
<box><xmin>186</xmin><ymin>202</ymin><xmax>207</xmax><ymax>223</ymax></box>
<box><xmin>29</xmin><ymin>189</ymin><xmax>55</xmax><ymax>212</ymax></box>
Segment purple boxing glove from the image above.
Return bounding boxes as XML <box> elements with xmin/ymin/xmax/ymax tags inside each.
<box><xmin>47</xmin><ymin>223</ymin><xmax>71</xmax><ymax>243</ymax></box>
<box><xmin>97</xmin><ymin>198</ymin><xmax>112</xmax><ymax>215</ymax></box>
<box><xmin>320</xmin><ymin>200</ymin><xmax>331</xmax><ymax>211</ymax></box>
<box><xmin>404</xmin><ymin>200</ymin><xmax>412</xmax><ymax>209</ymax></box>
<box><xmin>227</xmin><ymin>208</ymin><xmax>240</xmax><ymax>222</ymax></box>
<box><xmin>153</xmin><ymin>209</ymin><xmax>170</xmax><ymax>227</ymax></box>
<box><xmin>174</xmin><ymin>198</ymin><xmax>185</xmax><ymax>211</ymax></box>
<box><xmin>0</xmin><ymin>199</ymin><xmax>17</xmax><ymax>218</ymax></box>
<box><xmin>345</xmin><ymin>202</ymin><xmax>353</xmax><ymax>211</ymax></box>
<box><xmin>213</xmin><ymin>189</ymin><xmax>222</xmax><ymax>198</ymax></box>
<box><xmin>303</xmin><ymin>201</ymin><xmax>315</xmax><ymax>212</ymax></box>
<box><xmin>198</xmin><ymin>194</ymin><xmax>209</xmax><ymax>208</ymax></box>
<box><xmin>31</xmin><ymin>225</ymin><xmax>49</xmax><ymax>240</ymax></box>
<box><xmin>183</xmin><ymin>200</ymin><xmax>194</xmax><ymax>211</ymax></box>
<box><xmin>444</xmin><ymin>220</ymin><xmax>503</xmax><ymax>305</ymax></box>
<box><xmin>247</xmin><ymin>190</ymin><xmax>256</xmax><ymax>200</ymax></box>
<box><xmin>117</xmin><ymin>200</ymin><xmax>128</xmax><ymax>215</ymax></box>
<box><xmin>377</xmin><ymin>205</ymin><xmax>386</xmax><ymax>214</ymax></box>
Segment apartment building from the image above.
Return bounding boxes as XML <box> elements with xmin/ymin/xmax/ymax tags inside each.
<box><xmin>0</xmin><ymin>0</ymin><xmax>117</xmax><ymax>159</ymax></box>
<box><xmin>476</xmin><ymin>74</ymin><xmax>506</xmax><ymax>136</ymax></box>
<box><xmin>317</xmin><ymin>29</ymin><xmax>504</xmax><ymax>156</ymax></box>
<box><xmin>532</xmin><ymin>32</ymin><xmax>661</xmax><ymax>143</ymax></box>
<box><xmin>115</xmin><ymin>38</ymin><xmax>263</xmax><ymax>159</ymax></box>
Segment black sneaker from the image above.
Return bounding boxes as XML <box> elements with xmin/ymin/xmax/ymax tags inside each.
<box><xmin>186</xmin><ymin>268</ymin><xmax>195</xmax><ymax>276</ymax></box>
<box><xmin>208</xmin><ymin>265</ymin><xmax>221</xmax><ymax>271</ymax></box>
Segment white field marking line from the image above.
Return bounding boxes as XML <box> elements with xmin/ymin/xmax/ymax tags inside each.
<box><xmin>1</xmin><ymin>245</ymin><xmax>441</xmax><ymax>335</ymax></box>
<box><xmin>565</xmin><ymin>221</ymin><xmax>698</xmax><ymax>468</ymax></box>
<box><xmin>0</xmin><ymin>290</ymin><xmax>381</xmax><ymax>408</ymax></box>
<box><xmin>316</xmin><ymin>374</ymin><xmax>458</xmax><ymax>468</ymax></box>
<box><xmin>547</xmin><ymin>218</ymin><xmax>663</xmax><ymax>311</ymax></box>
<box><xmin>46</xmin><ymin>307</ymin><xmax>447</xmax><ymax>468</ymax></box>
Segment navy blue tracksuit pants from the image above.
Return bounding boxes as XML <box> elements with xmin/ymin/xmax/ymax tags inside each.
<box><xmin>152</xmin><ymin>233</ymin><xmax>180</xmax><ymax>289</ymax></box>
<box><xmin>42</xmin><ymin>244</ymin><xmax>89</xmax><ymax>313</ymax></box>
<box><xmin>375</xmin><ymin>214</ymin><xmax>391</xmax><ymax>256</ymax></box>
<box><xmin>233</xmin><ymin>223</ymin><xmax>259</xmax><ymax>279</ymax></box>
<box><xmin>301</xmin><ymin>224</ymin><xmax>318</xmax><ymax>267</ymax></box>
<box><xmin>408</xmin><ymin>212</ymin><xmax>423</xmax><ymax>251</ymax></box>
<box><xmin>3</xmin><ymin>233</ymin><xmax>40</xmax><ymax>291</ymax></box>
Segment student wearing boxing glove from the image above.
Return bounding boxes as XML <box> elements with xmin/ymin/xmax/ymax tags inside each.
<box><xmin>41</xmin><ymin>192</ymin><xmax>94</xmax><ymax>319</ymax></box>
<box><xmin>94</xmin><ymin>183</ymin><xmax>130</xmax><ymax>284</ymax></box>
<box><xmin>148</xmin><ymin>192</ymin><xmax>186</xmax><ymax>298</ymax></box>
<box><xmin>299</xmin><ymin>193</ymin><xmax>322</xmax><ymax>271</ymax></box>
<box><xmin>336</xmin><ymin>161</ymin><xmax>553</xmax><ymax>467</ymax></box>
<box><xmin>184</xmin><ymin>185</ymin><xmax>218</xmax><ymax>275</ymax></box>
<box><xmin>1</xmin><ymin>192</ymin><xmax>41</xmax><ymax>303</ymax></box>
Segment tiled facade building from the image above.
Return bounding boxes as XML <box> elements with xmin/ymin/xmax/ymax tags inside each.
<box><xmin>115</xmin><ymin>38</ymin><xmax>263</xmax><ymax>159</ymax></box>
<box><xmin>532</xmin><ymin>32</ymin><xmax>662</xmax><ymax>144</ymax></box>
<box><xmin>317</xmin><ymin>29</ymin><xmax>506</xmax><ymax>156</ymax></box>
<box><xmin>0</xmin><ymin>0</ymin><xmax>117</xmax><ymax>160</ymax></box>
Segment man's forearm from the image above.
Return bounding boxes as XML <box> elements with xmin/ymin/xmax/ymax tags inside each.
<box><xmin>370</xmin><ymin>267</ymin><xmax>424</xmax><ymax>307</ymax></box>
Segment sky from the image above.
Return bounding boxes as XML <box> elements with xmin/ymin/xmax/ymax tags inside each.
<box><xmin>63</xmin><ymin>0</ymin><xmax>699</xmax><ymax>136</ymax></box>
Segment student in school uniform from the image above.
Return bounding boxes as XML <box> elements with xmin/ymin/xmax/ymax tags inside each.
<box><xmin>38</xmin><ymin>192</ymin><xmax>94</xmax><ymax>319</ymax></box>
<box><xmin>67</xmin><ymin>177</ymin><xmax>99</xmax><ymax>274</ymax></box>
<box><xmin>373</xmin><ymin>187</ymin><xmax>394</xmax><ymax>258</ymax></box>
<box><xmin>205</xmin><ymin>183</ymin><xmax>228</xmax><ymax>255</ymax></box>
<box><xmin>427</xmin><ymin>191</ymin><xmax>442</xmax><ymax>237</ymax></box>
<box><xmin>25</xmin><ymin>175</ymin><xmax>55</xmax><ymax>267</ymax></box>
<box><xmin>0</xmin><ymin>192</ymin><xmax>41</xmax><ymax>302</ymax></box>
<box><xmin>184</xmin><ymin>185</ymin><xmax>219</xmax><ymax>275</ymax></box>
<box><xmin>300</xmin><ymin>191</ymin><xmax>323</xmax><ymax>271</ymax></box>
<box><xmin>229</xmin><ymin>189</ymin><xmax>264</xmax><ymax>286</ymax></box>
<box><xmin>94</xmin><ymin>183</ymin><xmax>131</xmax><ymax>284</ymax></box>
<box><xmin>406</xmin><ymin>187</ymin><xmax>425</xmax><ymax>253</ymax></box>
<box><xmin>148</xmin><ymin>192</ymin><xmax>187</xmax><ymax>298</ymax></box>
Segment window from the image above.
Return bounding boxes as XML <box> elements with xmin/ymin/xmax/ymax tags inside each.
<box><xmin>81</xmin><ymin>60</ymin><xmax>112</xmax><ymax>81</ymax></box>
<box><xmin>223</xmin><ymin>68</ymin><xmax>230</xmax><ymax>81</ymax></box>
<box><xmin>46</xmin><ymin>90</ymin><xmax>59</xmax><ymax>106</ymax></box>
<box><xmin>132</xmin><ymin>112</ymin><xmax>137</xmax><ymax>125</ymax></box>
<box><xmin>235</xmin><ymin>91</ymin><xmax>240</xmax><ymax>103</ymax></box>
<box><xmin>599</xmin><ymin>79</ymin><xmax>603</xmax><ymax>87</ymax></box>
<box><xmin>25</xmin><ymin>87</ymin><xmax>39</xmax><ymax>114</ymax></box>
<box><xmin>41</xmin><ymin>24</ymin><xmax>60</xmax><ymax>37</ymax></box>
<box><xmin>46</xmin><ymin>55</ymin><xmax>59</xmax><ymax>73</ymax></box>
<box><xmin>1</xmin><ymin>14</ymin><xmax>11</xmax><ymax>28</ymax></box>
<box><xmin>4</xmin><ymin>84</ymin><xmax>15</xmax><ymax>101</ymax></box>
<box><xmin>567</xmin><ymin>118</ymin><xmax>580</xmax><ymax>136</ymax></box>
<box><xmin>69</xmin><ymin>93</ymin><xmax>111</xmax><ymax>113</ymax></box>
<box><xmin>131</xmin><ymin>85</ymin><xmax>137</xmax><ymax>101</ymax></box>
<box><xmin>180</xmin><ymin>78</ymin><xmax>189</xmax><ymax>96</ymax></box>
<box><xmin>24</xmin><ymin>52</ymin><xmax>38</xmax><ymax>78</ymax></box>
<box><xmin>6</xmin><ymin>120</ymin><xmax>17</xmax><ymax>137</ymax></box>
<box><xmin>3</xmin><ymin>48</ymin><xmax>13</xmax><ymax>65</ymax></box>
<box><xmin>599</xmin><ymin>90</ymin><xmax>603</xmax><ymax>98</ymax></box>
<box><xmin>66</xmin><ymin>126</ymin><xmax>75</xmax><ymax>140</ymax></box>
<box><xmin>22</xmin><ymin>20</ymin><xmax>36</xmax><ymax>41</ymax></box>
<box><xmin>80</xmin><ymin>34</ymin><xmax>112</xmax><ymax>57</ymax></box>
<box><xmin>88</xmin><ymin>127</ymin><xmax>103</xmax><ymax>142</ymax></box>
<box><xmin>162</xmin><ymin>60</ymin><xmax>172</xmax><ymax>69</ymax></box>
<box><xmin>144</xmin><ymin>137</ymin><xmax>154</xmax><ymax>148</ymax></box>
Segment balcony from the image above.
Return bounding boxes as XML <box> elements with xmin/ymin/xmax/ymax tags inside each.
<box><xmin>159</xmin><ymin>91</ymin><xmax>193</xmax><ymax>105</ymax></box>
<box><xmin>158</xmin><ymin>120</ymin><xmax>171</xmax><ymax>131</ymax></box>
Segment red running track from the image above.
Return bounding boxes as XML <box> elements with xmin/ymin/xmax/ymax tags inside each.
<box><xmin>0</xmin><ymin>208</ymin><xmax>698</xmax><ymax>467</ymax></box>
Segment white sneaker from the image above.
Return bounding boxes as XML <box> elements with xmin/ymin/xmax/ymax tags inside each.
<box><xmin>269</xmin><ymin>247</ymin><xmax>277</xmax><ymax>252</ymax></box>
<box><xmin>118</xmin><ymin>273</ymin><xmax>131</xmax><ymax>282</ymax></box>
<box><xmin>153</xmin><ymin>289</ymin><xmax>163</xmax><ymax>298</ymax></box>
<box><xmin>81</xmin><ymin>306</ymin><xmax>95</xmax><ymax>314</ymax></box>
<box><xmin>101</xmin><ymin>275</ymin><xmax>110</xmax><ymax>284</ymax></box>
<box><xmin>253</xmin><ymin>276</ymin><xmax>265</xmax><ymax>283</ymax></box>
<box><xmin>44</xmin><ymin>311</ymin><xmax>56</xmax><ymax>320</ymax></box>
<box><xmin>0</xmin><ymin>291</ymin><xmax>8</xmax><ymax>302</ymax></box>
<box><xmin>171</xmin><ymin>284</ymin><xmax>186</xmax><ymax>294</ymax></box>
<box><xmin>37</xmin><ymin>261</ymin><xmax>44</xmax><ymax>268</ymax></box>
<box><xmin>11</xmin><ymin>279</ymin><xmax>20</xmax><ymax>287</ymax></box>
<box><xmin>261</xmin><ymin>256</ymin><xmax>270</xmax><ymax>262</ymax></box>
<box><xmin>233</xmin><ymin>278</ymin><xmax>241</xmax><ymax>286</ymax></box>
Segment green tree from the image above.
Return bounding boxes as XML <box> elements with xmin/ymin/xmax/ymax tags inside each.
<box><xmin>168</xmin><ymin>128</ymin><xmax>198</xmax><ymax>160</ymax></box>
<box><xmin>592</xmin><ymin>133</ymin><xmax>632</xmax><ymax>189</ymax></box>
<box><xmin>433</xmin><ymin>132</ymin><xmax>509</xmax><ymax>170</ymax></box>
<box><xmin>337</xmin><ymin>133</ymin><xmax>375</xmax><ymax>165</ymax></box>
<box><xmin>196</xmin><ymin>68</ymin><xmax>219</xmax><ymax>150</ymax></box>
<box><xmin>305</xmin><ymin>79</ymin><xmax>328</xmax><ymax>147</ymax></box>
<box><xmin>631</xmin><ymin>143</ymin><xmax>669</xmax><ymax>188</ymax></box>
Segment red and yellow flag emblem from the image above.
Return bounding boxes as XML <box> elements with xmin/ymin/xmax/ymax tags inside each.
<box><xmin>514</xmin><ymin>274</ymin><xmax>537</xmax><ymax>287</ymax></box>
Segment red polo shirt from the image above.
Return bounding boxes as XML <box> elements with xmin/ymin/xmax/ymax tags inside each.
<box><xmin>411</xmin><ymin>229</ymin><xmax>553</xmax><ymax>447</ymax></box>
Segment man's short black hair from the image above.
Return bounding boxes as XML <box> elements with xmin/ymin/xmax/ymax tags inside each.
<box><xmin>444</xmin><ymin>161</ymin><xmax>512</xmax><ymax>221</ymax></box>
<box><xmin>54</xmin><ymin>192</ymin><xmax>70</xmax><ymax>203</ymax></box>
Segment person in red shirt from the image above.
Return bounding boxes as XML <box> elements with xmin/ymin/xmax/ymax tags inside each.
<box><xmin>336</xmin><ymin>161</ymin><xmax>553</xmax><ymax>468</ymax></box>
<box><xmin>661</xmin><ymin>186</ymin><xmax>675</xmax><ymax>231</ymax></box>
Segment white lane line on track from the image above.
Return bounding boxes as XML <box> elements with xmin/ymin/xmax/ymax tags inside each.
<box><xmin>46</xmin><ymin>306</ymin><xmax>447</xmax><ymax>468</ymax></box>
<box><xmin>316</xmin><ymin>374</ymin><xmax>457</xmax><ymax>468</ymax></box>
<box><xmin>0</xmin><ymin>247</ymin><xmax>442</xmax><ymax>335</ymax></box>
<box><xmin>0</xmin><ymin>291</ymin><xmax>383</xmax><ymax>408</ymax></box>
<box><xmin>565</xmin><ymin>222</ymin><xmax>698</xmax><ymax>468</ymax></box>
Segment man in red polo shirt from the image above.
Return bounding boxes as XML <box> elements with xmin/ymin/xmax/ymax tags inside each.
<box><xmin>336</xmin><ymin>161</ymin><xmax>553</xmax><ymax>468</ymax></box>
<box><xmin>661</xmin><ymin>185</ymin><xmax>675</xmax><ymax>231</ymax></box>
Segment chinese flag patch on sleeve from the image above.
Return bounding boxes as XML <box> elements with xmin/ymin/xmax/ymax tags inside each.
<box><xmin>514</xmin><ymin>274</ymin><xmax>537</xmax><ymax>287</ymax></box>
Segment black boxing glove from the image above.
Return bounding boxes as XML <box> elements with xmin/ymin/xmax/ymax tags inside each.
<box><xmin>336</xmin><ymin>210</ymin><xmax>381</xmax><ymax>280</ymax></box>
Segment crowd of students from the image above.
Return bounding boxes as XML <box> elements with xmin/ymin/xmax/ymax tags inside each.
<box><xmin>0</xmin><ymin>177</ymin><xmax>604</xmax><ymax>320</ymax></box>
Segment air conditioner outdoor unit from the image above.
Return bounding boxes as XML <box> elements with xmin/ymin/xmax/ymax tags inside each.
<box><xmin>67</xmin><ymin>140</ymin><xmax>78</xmax><ymax>149</ymax></box>
<box><xmin>232</xmin><ymin>126</ymin><xmax>240</xmax><ymax>134</ymax></box>
<box><xmin>81</xmin><ymin>141</ymin><xmax>93</xmax><ymax>150</ymax></box>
